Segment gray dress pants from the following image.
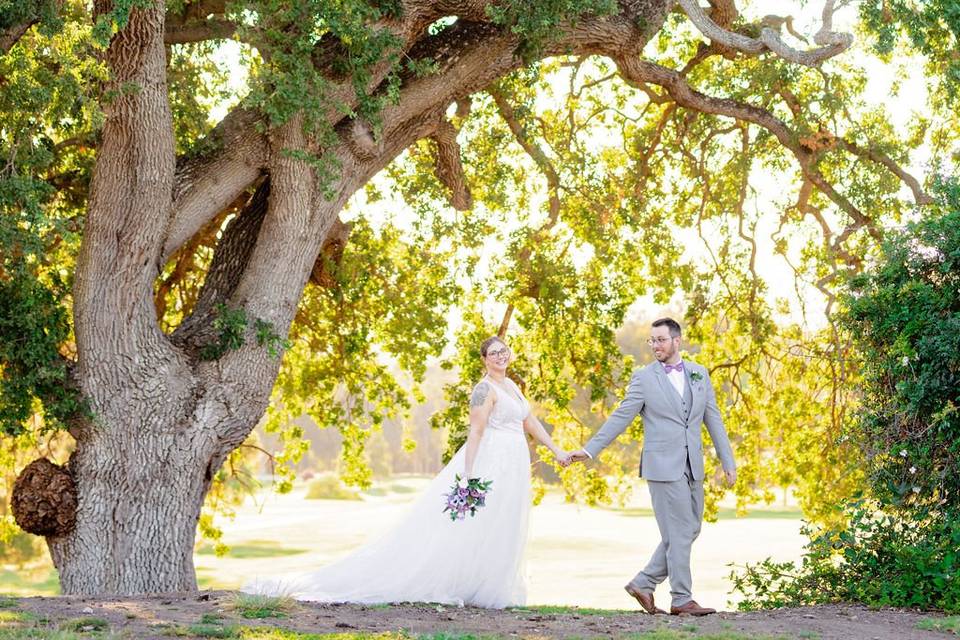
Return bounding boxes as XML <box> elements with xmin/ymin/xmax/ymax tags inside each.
<box><xmin>627</xmin><ymin>457</ymin><xmax>704</xmax><ymax>607</ymax></box>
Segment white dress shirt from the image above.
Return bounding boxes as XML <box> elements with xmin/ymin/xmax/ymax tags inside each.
<box><xmin>665</xmin><ymin>361</ymin><xmax>686</xmax><ymax>397</ymax></box>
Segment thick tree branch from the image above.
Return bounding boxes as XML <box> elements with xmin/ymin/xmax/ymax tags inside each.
<box><xmin>613</xmin><ymin>55</ymin><xmax>882</xmax><ymax>242</ymax></box>
<box><xmin>162</xmin><ymin>10</ymin><xmax>499</xmax><ymax>261</ymax></box>
<box><xmin>677</xmin><ymin>0</ymin><xmax>853</xmax><ymax>67</ymax></box>
<box><xmin>706</xmin><ymin>0</ymin><xmax>738</xmax><ymax>28</ymax></box>
<box><xmin>164</xmin><ymin>18</ymin><xmax>236</xmax><ymax>44</ymax></box>
<box><xmin>163</xmin><ymin>108</ymin><xmax>269</xmax><ymax>263</ymax></box>
<box><xmin>154</xmin><ymin>206</ymin><xmax>230</xmax><ymax>323</ymax></box>
<box><xmin>490</xmin><ymin>85</ymin><xmax>562</xmax><ymax>221</ymax></box>
<box><xmin>429</xmin><ymin>117</ymin><xmax>473</xmax><ymax>210</ymax></box>
<box><xmin>163</xmin><ymin>0</ymin><xmax>237</xmax><ymax>44</ymax></box>
<box><xmin>373</xmin><ymin>11</ymin><xmax>665</xmax><ymax>141</ymax></box>
<box><xmin>0</xmin><ymin>0</ymin><xmax>63</xmax><ymax>54</ymax></box>
<box><xmin>171</xmin><ymin>179</ymin><xmax>270</xmax><ymax>352</ymax></box>
<box><xmin>1</xmin><ymin>21</ymin><xmax>36</xmax><ymax>54</ymax></box>
<box><xmin>168</xmin><ymin>0</ymin><xmax>228</xmax><ymax>21</ymax></box>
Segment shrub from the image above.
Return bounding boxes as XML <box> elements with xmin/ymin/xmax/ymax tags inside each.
<box><xmin>732</xmin><ymin>177</ymin><xmax>960</xmax><ymax>613</ymax></box>
<box><xmin>59</xmin><ymin>616</ymin><xmax>109</xmax><ymax>632</ymax></box>
<box><xmin>731</xmin><ymin>499</ymin><xmax>960</xmax><ymax>611</ymax></box>
<box><xmin>304</xmin><ymin>475</ymin><xmax>361</xmax><ymax>500</ymax></box>
<box><xmin>226</xmin><ymin>593</ymin><xmax>296</xmax><ymax>619</ymax></box>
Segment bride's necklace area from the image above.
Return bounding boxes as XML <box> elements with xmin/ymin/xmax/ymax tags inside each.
<box><xmin>485</xmin><ymin>374</ymin><xmax>522</xmax><ymax>402</ymax></box>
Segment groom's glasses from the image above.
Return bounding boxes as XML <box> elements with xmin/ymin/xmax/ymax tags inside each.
<box><xmin>646</xmin><ymin>337</ymin><xmax>675</xmax><ymax>346</ymax></box>
<box><xmin>487</xmin><ymin>347</ymin><xmax>511</xmax><ymax>359</ymax></box>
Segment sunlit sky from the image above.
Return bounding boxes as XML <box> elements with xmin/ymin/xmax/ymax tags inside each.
<box><xmin>209</xmin><ymin>1</ymin><xmax>933</xmax><ymax>342</ymax></box>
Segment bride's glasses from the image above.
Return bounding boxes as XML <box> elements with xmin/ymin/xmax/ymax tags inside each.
<box><xmin>486</xmin><ymin>347</ymin><xmax>511</xmax><ymax>359</ymax></box>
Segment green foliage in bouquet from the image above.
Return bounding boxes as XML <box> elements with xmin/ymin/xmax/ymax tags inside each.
<box><xmin>443</xmin><ymin>475</ymin><xmax>493</xmax><ymax>521</ymax></box>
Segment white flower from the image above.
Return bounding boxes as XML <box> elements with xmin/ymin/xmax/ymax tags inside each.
<box><xmin>912</xmin><ymin>486</ymin><xmax>921</xmax><ymax>493</ymax></box>
<box><xmin>909</xmin><ymin>466</ymin><xmax>917</xmax><ymax>474</ymax></box>
<box><xmin>899</xmin><ymin>449</ymin><xmax>908</xmax><ymax>457</ymax></box>
<box><xmin>901</xmin><ymin>355</ymin><xmax>910</xmax><ymax>366</ymax></box>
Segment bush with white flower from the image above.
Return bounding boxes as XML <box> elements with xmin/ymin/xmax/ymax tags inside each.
<box><xmin>732</xmin><ymin>176</ymin><xmax>960</xmax><ymax>613</ymax></box>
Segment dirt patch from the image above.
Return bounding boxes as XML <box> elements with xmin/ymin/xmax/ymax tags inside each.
<box><xmin>3</xmin><ymin>591</ymin><xmax>954</xmax><ymax>639</ymax></box>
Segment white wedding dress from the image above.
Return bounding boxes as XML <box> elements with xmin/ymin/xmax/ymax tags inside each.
<box><xmin>242</xmin><ymin>375</ymin><xmax>532</xmax><ymax>608</ymax></box>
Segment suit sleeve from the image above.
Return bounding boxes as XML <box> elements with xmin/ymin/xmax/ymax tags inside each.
<box><xmin>703</xmin><ymin>368</ymin><xmax>736</xmax><ymax>473</ymax></box>
<box><xmin>583</xmin><ymin>369</ymin><xmax>645</xmax><ymax>459</ymax></box>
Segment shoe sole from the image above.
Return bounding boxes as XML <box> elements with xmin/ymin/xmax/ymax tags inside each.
<box><xmin>623</xmin><ymin>586</ymin><xmax>663</xmax><ymax>615</ymax></box>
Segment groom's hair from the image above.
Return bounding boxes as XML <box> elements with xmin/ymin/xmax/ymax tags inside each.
<box><xmin>652</xmin><ymin>317</ymin><xmax>682</xmax><ymax>337</ymax></box>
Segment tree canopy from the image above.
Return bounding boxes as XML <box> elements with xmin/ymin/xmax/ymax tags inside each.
<box><xmin>0</xmin><ymin>0</ymin><xmax>950</xmax><ymax>593</ymax></box>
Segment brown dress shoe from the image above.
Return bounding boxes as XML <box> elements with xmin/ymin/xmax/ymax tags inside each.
<box><xmin>670</xmin><ymin>600</ymin><xmax>716</xmax><ymax>616</ymax></box>
<box><xmin>624</xmin><ymin>585</ymin><xmax>667</xmax><ymax>614</ymax></box>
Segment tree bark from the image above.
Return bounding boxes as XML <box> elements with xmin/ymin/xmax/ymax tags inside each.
<box><xmin>52</xmin><ymin>0</ymin><xmax>203</xmax><ymax>594</ymax></box>
<box><xmin>48</xmin><ymin>430</ymin><xmax>218</xmax><ymax>593</ymax></box>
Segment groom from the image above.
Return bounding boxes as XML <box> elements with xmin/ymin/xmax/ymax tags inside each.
<box><xmin>564</xmin><ymin>317</ymin><xmax>736</xmax><ymax>616</ymax></box>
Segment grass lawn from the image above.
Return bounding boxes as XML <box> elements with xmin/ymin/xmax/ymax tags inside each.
<box><xmin>917</xmin><ymin>616</ymin><xmax>960</xmax><ymax>635</ymax></box>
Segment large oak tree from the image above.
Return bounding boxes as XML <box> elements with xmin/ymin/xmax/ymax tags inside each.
<box><xmin>1</xmin><ymin>0</ymin><xmax>938</xmax><ymax>594</ymax></box>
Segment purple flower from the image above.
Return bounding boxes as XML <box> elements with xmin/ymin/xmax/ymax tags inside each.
<box><xmin>443</xmin><ymin>475</ymin><xmax>493</xmax><ymax>521</ymax></box>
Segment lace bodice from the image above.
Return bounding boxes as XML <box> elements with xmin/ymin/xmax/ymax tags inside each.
<box><xmin>480</xmin><ymin>376</ymin><xmax>530</xmax><ymax>433</ymax></box>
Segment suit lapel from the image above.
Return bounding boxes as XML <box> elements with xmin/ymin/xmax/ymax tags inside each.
<box><xmin>654</xmin><ymin>363</ymin><xmax>685</xmax><ymax>417</ymax></box>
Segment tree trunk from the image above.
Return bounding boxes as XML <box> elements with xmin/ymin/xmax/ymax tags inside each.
<box><xmin>54</xmin><ymin>0</ymin><xmax>205</xmax><ymax>594</ymax></box>
<box><xmin>48</xmin><ymin>427</ymin><xmax>217</xmax><ymax>593</ymax></box>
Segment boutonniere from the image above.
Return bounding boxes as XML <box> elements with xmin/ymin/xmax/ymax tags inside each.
<box><xmin>690</xmin><ymin>371</ymin><xmax>703</xmax><ymax>382</ymax></box>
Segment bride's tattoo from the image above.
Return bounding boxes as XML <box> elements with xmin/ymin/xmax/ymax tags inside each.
<box><xmin>470</xmin><ymin>382</ymin><xmax>491</xmax><ymax>407</ymax></box>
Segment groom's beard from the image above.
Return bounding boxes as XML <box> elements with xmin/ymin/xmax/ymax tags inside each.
<box><xmin>654</xmin><ymin>345</ymin><xmax>678</xmax><ymax>362</ymax></box>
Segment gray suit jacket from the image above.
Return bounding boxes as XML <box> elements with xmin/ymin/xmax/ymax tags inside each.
<box><xmin>584</xmin><ymin>360</ymin><xmax>736</xmax><ymax>482</ymax></box>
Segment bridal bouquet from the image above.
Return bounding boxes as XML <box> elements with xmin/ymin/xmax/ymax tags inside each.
<box><xmin>443</xmin><ymin>475</ymin><xmax>493</xmax><ymax>521</ymax></box>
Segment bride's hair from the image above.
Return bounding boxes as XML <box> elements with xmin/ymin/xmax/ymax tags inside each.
<box><xmin>480</xmin><ymin>336</ymin><xmax>506</xmax><ymax>357</ymax></box>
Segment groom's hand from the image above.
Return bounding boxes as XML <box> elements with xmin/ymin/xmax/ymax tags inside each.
<box><xmin>724</xmin><ymin>469</ymin><xmax>737</xmax><ymax>486</ymax></box>
<box><xmin>565</xmin><ymin>449</ymin><xmax>589</xmax><ymax>466</ymax></box>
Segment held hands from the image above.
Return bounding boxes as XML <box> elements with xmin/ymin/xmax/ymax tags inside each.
<box><xmin>551</xmin><ymin>449</ymin><xmax>735</xmax><ymax>482</ymax></box>
<box><xmin>555</xmin><ymin>449</ymin><xmax>589</xmax><ymax>467</ymax></box>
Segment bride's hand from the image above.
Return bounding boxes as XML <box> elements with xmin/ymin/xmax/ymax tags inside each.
<box><xmin>563</xmin><ymin>449</ymin><xmax>589</xmax><ymax>466</ymax></box>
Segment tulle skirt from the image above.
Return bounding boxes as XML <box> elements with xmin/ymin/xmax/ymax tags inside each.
<box><xmin>242</xmin><ymin>427</ymin><xmax>532</xmax><ymax>608</ymax></box>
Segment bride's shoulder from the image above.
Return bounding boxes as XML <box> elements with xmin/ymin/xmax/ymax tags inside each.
<box><xmin>470</xmin><ymin>378</ymin><xmax>497</xmax><ymax>407</ymax></box>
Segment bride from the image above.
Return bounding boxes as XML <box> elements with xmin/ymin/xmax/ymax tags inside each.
<box><xmin>242</xmin><ymin>335</ymin><xmax>568</xmax><ymax>608</ymax></box>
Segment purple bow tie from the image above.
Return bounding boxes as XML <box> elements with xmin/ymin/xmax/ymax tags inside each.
<box><xmin>663</xmin><ymin>362</ymin><xmax>684</xmax><ymax>374</ymax></box>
